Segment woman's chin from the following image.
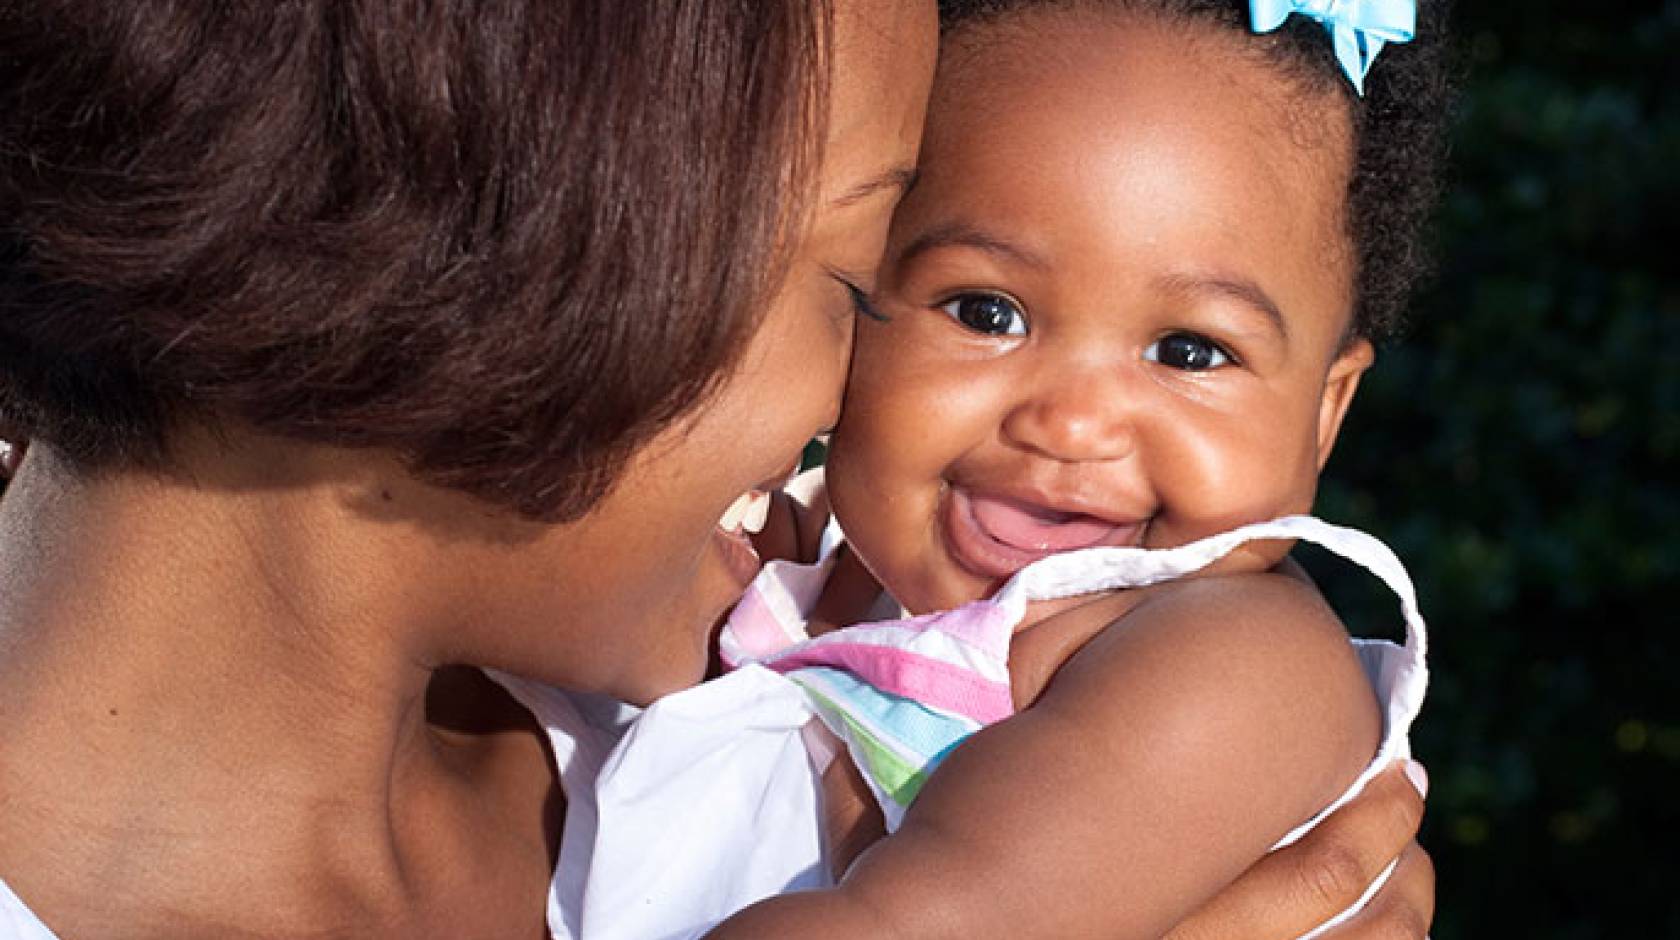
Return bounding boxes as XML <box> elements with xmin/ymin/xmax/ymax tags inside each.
<box><xmin>603</xmin><ymin>491</ymin><xmax>784</xmax><ymax>705</ymax></box>
<box><xmin>610</xmin><ymin>531</ymin><xmax>761</xmax><ymax>705</ymax></box>
<box><xmin>612</xmin><ymin>648</ymin><xmax>713</xmax><ymax>707</ymax></box>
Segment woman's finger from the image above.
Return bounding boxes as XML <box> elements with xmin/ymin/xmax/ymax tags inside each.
<box><xmin>1162</xmin><ymin>761</ymin><xmax>1429</xmax><ymax>940</ymax></box>
<box><xmin>1309</xmin><ymin>841</ymin><xmax>1435</xmax><ymax>940</ymax></box>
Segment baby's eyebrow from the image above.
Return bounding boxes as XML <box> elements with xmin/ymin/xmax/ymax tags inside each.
<box><xmin>896</xmin><ymin>221</ymin><xmax>1050</xmax><ymax>271</ymax></box>
<box><xmin>1154</xmin><ymin>272</ymin><xmax>1290</xmax><ymax>342</ymax></box>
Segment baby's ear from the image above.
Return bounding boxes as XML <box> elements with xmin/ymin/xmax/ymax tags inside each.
<box><xmin>1315</xmin><ymin>338</ymin><xmax>1375</xmax><ymax>471</ymax></box>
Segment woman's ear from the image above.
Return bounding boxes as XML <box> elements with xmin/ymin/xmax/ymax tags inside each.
<box><xmin>1315</xmin><ymin>338</ymin><xmax>1374</xmax><ymax>471</ymax></box>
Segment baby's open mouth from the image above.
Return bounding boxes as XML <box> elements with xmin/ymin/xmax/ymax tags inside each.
<box><xmin>945</xmin><ymin>487</ymin><xmax>1144</xmax><ymax>581</ymax></box>
<box><xmin>970</xmin><ymin>493</ymin><xmax>1126</xmax><ymax>552</ymax></box>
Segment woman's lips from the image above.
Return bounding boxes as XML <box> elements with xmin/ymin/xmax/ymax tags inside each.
<box><xmin>712</xmin><ymin>523</ymin><xmax>763</xmax><ymax>588</ymax></box>
<box><xmin>942</xmin><ymin>487</ymin><xmax>1143</xmax><ymax>581</ymax></box>
<box><xmin>711</xmin><ymin>459</ymin><xmax>805</xmax><ymax>591</ymax></box>
<box><xmin>713</xmin><ymin>489</ymin><xmax>774</xmax><ymax>585</ymax></box>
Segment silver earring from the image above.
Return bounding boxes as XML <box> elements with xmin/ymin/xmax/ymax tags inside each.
<box><xmin>0</xmin><ymin>439</ymin><xmax>18</xmax><ymax>477</ymax></box>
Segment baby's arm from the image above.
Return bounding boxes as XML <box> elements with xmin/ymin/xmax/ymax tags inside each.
<box><xmin>710</xmin><ymin>571</ymin><xmax>1380</xmax><ymax>939</ymax></box>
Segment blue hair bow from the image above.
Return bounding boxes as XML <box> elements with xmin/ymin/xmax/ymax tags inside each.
<box><xmin>1250</xmin><ymin>0</ymin><xmax>1415</xmax><ymax>95</ymax></box>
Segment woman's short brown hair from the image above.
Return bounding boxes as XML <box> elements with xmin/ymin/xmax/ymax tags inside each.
<box><xmin>0</xmin><ymin>0</ymin><xmax>830</xmax><ymax>520</ymax></box>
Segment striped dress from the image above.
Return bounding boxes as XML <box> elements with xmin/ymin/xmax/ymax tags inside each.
<box><xmin>718</xmin><ymin>557</ymin><xmax>1017</xmax><ymax>829</ymax></box>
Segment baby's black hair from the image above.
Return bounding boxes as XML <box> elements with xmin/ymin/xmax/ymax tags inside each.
<box><xmin>939</xmin><ymin>0</ymin><xmax>1452</xmax><ymax>342</ymax></box>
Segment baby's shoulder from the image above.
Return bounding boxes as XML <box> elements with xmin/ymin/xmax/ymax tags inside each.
<box><xmin>1121</xmin><ymin>568</ymin><xmax>1352</xmax><ymax>654</ymax></box>
<box><xmin>1020</xmin><ymin>571</ymin><xmax>1377</xmax><ymax>751</ymax></box>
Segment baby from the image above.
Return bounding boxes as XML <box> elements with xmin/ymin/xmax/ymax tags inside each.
<box><xmin>507</xmin><ymin>2</ymin><xmax>1449</xmax><ymax>937</ymax></box>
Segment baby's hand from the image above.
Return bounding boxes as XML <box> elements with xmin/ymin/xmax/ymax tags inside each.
<box><xmin>812</xmin><ymin>722</ymin><xmax>887</xmax><ymax>880</ymax></box>
<box><xmin>751</xmin><ymin>466</ymin><xmax>830</xmax><ymax>565</ymax></box>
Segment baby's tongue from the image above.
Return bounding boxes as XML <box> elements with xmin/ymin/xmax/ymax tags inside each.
<box><xmin>968</xmin><ymin>492</ymin><xmax>1119</xmax><ymax>553</ymax></box>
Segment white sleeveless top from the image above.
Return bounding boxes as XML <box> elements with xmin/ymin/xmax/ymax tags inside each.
<box><xmin>0</xmin><ymin>517</ymin><xmax>1425</xmax><ymax>940</ymax></box>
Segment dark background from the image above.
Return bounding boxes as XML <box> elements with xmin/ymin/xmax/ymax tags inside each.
<box><xmin>1299</xmin><ymin>1</ymin><xmax>1678</xmax><ymax>936</ymax></box>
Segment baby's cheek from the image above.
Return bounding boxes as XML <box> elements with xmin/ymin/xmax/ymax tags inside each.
<box><xmin>1165</xmin><ymin>421</ymin><xmax>1317</xmax><ymax>520</ymax></box>
<box><xmin>845</xmin><ymin>322</ymin><xmax>908</xmax><ymax>389</ymax></box>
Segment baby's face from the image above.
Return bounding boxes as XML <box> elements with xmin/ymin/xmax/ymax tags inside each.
<box><xmin>827</xmin><ymin>8</ymin><xmax>1375</xmax><ymax>614</ymax></box>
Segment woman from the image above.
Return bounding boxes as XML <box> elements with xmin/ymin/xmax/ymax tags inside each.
<box><xmin>0</xmin><ymin>1</ymin><xmax>1430</xmax><ymax>936</ymax></box>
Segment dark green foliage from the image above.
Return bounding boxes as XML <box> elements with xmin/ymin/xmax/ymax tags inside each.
<box><xmin>1302</xmin><ymin>2</ymin><xmax>1679</xmax><ymax>935</ymax></box>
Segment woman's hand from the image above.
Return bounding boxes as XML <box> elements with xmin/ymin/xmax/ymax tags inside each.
<box><xmin>1162</xmin><ymin>761</ymin><xmax>1433</xmax><ymax>940</ymax></box>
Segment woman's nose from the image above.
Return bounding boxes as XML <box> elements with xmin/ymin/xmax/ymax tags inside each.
<box><xmin>1000</xmin><ymin>374</ymin><xmax>1137</xmax><ymax>464</ymax></box>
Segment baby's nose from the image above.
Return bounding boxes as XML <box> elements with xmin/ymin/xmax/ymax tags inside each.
<box><xmin>1000</xmin><ymin>376</ymin><xmax>1137</xmax><ymax>464</ymax></box>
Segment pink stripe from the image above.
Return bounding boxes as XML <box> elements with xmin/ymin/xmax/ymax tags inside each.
<box><xmin>721</xmin><ymin>588</ymin><xmax>798</xmax><ymax>666</ymax></box>
<box><xmin>764</xmin><ymin>642</ymin><xmax>1015</xmax><ymax>725</ymax></box>
<box><xmin>899</xmin><ymin>601</ymin><xmax>1016</xmax><ymax>657</ymax></box>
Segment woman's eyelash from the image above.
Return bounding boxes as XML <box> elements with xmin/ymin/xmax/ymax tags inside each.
<box><xmin>845</xmin><ymin>281</ymin><xmax>890</xmax><ymax>322</ymax></box>
<box><xmin>827</xmin><ymin>270</ymin><xmax>890</xmax><ymax>323</ymax></box>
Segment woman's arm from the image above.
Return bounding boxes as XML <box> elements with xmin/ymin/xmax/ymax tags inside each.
<box><xmin>712</xmin><ymin>571</ymin><xmax>1386</xmax><ymax>938</ymax></box>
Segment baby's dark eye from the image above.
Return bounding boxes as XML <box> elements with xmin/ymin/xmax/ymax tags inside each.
<box><xmin>1143</xmin><ymin>332</ymin><xmax>1232</xmax><ymax>370</ymax></box>
<box><xmin>938</xmin><ymin>292</ymin><xmax>1027</xmax><ymax>337</ymax></box>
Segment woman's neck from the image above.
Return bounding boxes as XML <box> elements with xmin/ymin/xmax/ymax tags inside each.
<box><xmin>0</xmin><ymin>442</ymin><xmax>555</xmax><ymax>937</ymax></box>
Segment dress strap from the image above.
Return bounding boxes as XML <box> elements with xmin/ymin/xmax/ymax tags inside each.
<box><xmin>992</xmin><ymin>515</ymin><xmax>1427</xmax><ymax>661</ymax></box>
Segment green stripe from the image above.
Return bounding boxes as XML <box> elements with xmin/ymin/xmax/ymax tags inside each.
<box><xmin>804</xmin><ymin>687</ymin><xmax>932</xmax><ymax>808</ymax></box>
